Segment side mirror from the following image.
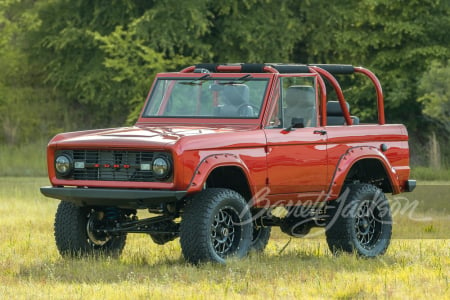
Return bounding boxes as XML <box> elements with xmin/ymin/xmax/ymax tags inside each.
<box><xmin>282</xmin><ymin>117</ymin><xmax>305</xmax><ymax>133</ymax></box>
<box><xmin>291</xmin><ymin>117</ymin><xmax>305</xmax><ymax>129</ymax></box>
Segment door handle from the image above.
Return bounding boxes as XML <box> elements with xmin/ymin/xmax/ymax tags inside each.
<box><xmin>313</xmin><ymin>130</ymin><xmax>327</xmax><ymax>135</ymax></box>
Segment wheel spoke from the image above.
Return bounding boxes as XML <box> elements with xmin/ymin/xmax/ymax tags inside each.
<box><xmin>209</xmin><ymin>207</ymin><xmax>241</xmax><ymax>258</ymax></box>
<box><xmin>326</xmin><ymin>184</ymin><xmax>392</xmax><ymax>258</ymax></box>
<box><xmin>353</xmin><ymin>200</ymin><xmax>385</xmax><ymax>249</ymax></box>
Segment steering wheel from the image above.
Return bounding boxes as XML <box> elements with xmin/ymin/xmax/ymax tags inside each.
<box><xmin>237</xmin><ymin>103</ymin><xmax>259</xmax><ymax>117</ymax></box>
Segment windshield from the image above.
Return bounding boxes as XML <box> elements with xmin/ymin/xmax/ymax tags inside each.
<box><xmin>142</xmin><ymin>76</ymin><xmax>269</xmax><ymax>118</ymax></box>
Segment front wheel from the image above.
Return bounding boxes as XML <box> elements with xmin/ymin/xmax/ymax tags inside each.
<box><xmin>54</xmin><ymin>201</ymin><xmax>127</xmax><ymax>258</ymax></box>
<box><xmin>325</xmin><ymin>184</ymin><xmax>392</xmax><ymax>257</ymax></box>
<box><xmin>180</xmin><ymin>188</ymin><xmax>253</xmax><ymax>264</ymax></box>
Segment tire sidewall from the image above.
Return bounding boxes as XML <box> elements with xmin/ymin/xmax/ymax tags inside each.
<box><xmin>54</xmin><ymin>201</ymin><xmax>126</xmax><ymax>257</ymax></box>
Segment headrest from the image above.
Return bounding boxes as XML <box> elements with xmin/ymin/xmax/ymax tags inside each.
<box><xmin>285</xmin><ymin>85</ymin><xmax>315</xmax><ymax>107</ymax></box>
<box><xmin>327</xmin><ymin>101</ymin><xmax>350</xmax><ymax>116</ymax></box>
<box><xmin>222</xmin><ymin>84</ymin><xmax>249</xmax><ymax>106</ymax></box>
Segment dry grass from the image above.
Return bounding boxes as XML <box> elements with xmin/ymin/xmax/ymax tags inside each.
<box><xmin>0</xmin><ymin>177</ymin><xmax>448</xmax><ymax>299</ymax></box>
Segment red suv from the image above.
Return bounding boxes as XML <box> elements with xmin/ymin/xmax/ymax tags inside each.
<box><xmin>41</xmin><ymin>63</ymin><xmax>416</xmax><ymax>263</ymax></box>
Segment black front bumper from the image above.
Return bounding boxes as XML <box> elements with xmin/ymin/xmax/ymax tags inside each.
<box><xmin>40</xmin><ymin>186</ymin><xmax>187</xmax><ymax>208</ymax></box>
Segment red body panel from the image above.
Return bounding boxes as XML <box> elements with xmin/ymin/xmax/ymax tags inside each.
<box><xmin>325</xmin><ymin>125</ymin><xmax>410</xmax><ymax>196</ymax></box>
<box><xmin>264</xmin><ymin>127</ymin><xmax>328</xmax><ymax>194</ymax></box>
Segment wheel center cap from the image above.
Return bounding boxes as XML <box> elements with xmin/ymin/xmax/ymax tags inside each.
<box><xmin>221</xmin><ymin>227</ymin><xmax>229</xmax><ymax>237</ymax></box>
<box><xmin>362</xmin><ymin>219</ymin><xmax>369</xmax><ymax>229</ymax></box>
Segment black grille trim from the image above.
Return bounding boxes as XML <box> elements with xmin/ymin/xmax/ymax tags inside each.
<box><xmin>56</xmin><ymin>150</ymin><xmax>172</xmax><ymax>182</ymax></box>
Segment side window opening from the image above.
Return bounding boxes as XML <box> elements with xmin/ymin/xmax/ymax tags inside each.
<box><xmin>284</xmin><ymin>85</ymin><xmax>317</xmax><ymax>127</ymax></box>
<box><xmin>281</xmin><ymin>77</ymin><xmax>317</xmax><ymax>128</ymax></box>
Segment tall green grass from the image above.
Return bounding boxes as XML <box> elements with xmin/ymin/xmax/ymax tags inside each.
<box><xmin>0</xmin><ymin>177</ymin><xmax>449</xmax><ymax>299</ymax></box>
<box><xmin>0</xmin><ymin>142</ymin><xmax>48</xmax><ymax>177</ymax></box>
<box><xmin>411</xmin><ymin>166</ymin><xmax>450</xmax><ymax>181</ymax></box>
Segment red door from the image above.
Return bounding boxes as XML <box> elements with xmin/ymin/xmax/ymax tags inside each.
<box><xmin>264</xmin><ymin>128</ymin><xmax>328</xmax><ymax>198</ymax></box>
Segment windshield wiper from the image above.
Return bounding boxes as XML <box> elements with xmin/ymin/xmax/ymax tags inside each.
<box><xmin>219</xmin><ymin>74</ymin><xmax>253</xmax><ymax>85</ymax></box>
<box><xmin>179</xmin><ymin>74</ymin><xmax>211</xmax><ymax>85</ymax></box>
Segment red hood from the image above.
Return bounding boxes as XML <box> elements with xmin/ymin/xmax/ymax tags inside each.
<box><xmin>50</xmin><ymin>125</ymin><xmax>253</xmax><ymax>150</ymax></box>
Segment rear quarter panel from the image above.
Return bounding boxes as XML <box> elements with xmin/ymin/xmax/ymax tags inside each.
<box><xmin>326</xmin><ymin>124</ymin><xmax>410</xmax><ymax>197</ymax></box>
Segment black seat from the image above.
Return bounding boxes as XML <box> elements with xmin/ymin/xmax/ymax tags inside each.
<box><xmin>284</xmin><ymin>85</ymin><xmax>317</xmax><ymax>127</ymax></box>
<box><xmin>326</xmin><ymin>101</ymin><xmax>359</xmax><ymax>125</ymax></box>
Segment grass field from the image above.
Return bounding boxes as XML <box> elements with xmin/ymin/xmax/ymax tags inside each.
<box><xmin>0</xmin><ymin>177</ymin><xmax>448</xmax><ymax>299</ymax></box>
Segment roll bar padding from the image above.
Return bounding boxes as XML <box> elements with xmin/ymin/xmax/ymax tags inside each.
<box><xmin>193</xmin><ymin>63</ymin><xmax>355</xmax><ymax>74</ymax></box>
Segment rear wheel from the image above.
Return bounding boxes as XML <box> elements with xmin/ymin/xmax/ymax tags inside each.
<box><xmin>180</xmin><ymin>188</ymin><xmax>253</xmax><ymax>264</ymax></box>
<box><xmin>325</xmin><ymin>184</ymin><xmax>392</xmax><ymax>257</ymax></box>
<box><xmin>54</xmin><ymin>201</ymin><xmax>126</xmax><ymax>258</ymax></box>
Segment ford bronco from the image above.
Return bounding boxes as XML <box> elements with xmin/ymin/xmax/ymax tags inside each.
<box><xmin>41</xmin><ymin>63</ymin><xmax>416</xmax><ymax>263</ymax></box>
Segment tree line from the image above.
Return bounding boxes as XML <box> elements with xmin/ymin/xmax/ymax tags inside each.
<box><xmin>1</xmin><ymin>0</ymin><xmax>449</xmax><ymax>165</ymax></box>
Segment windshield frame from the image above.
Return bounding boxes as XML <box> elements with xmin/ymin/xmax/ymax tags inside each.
<box><xmin>137</xmin><ymin>73</ymin><xmax>276</xmax><ymax>126</ymax></box>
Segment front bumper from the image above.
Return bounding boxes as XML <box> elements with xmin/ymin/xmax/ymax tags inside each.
<box><xmin>40</xmin><ymin>186</ymin><xmax>187</xmax><ymax>208</ymax></box>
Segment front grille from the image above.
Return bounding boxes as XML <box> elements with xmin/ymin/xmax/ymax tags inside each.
<box><xmin>59</xmin><ymin>150</ymin><xmax>171</xmax><ymax>182</ymax></box>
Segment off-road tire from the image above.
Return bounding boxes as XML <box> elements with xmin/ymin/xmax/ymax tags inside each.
<box><xmin>325</xmin><ymin>183</ymin><xmax>392</xmax><ymax>257</ymax></box>
<box><xmin>180</xmin><ymin>188</ymin><xmax>253</xmax><ymax>264</ymax></box>
<box><xmin>54</xmin><ymin>201</ymin><xmax>126</xmax><ymax>258</ymax></box>
<box><xmin>251</xmin><ymin>225</ymin><xmax>271</xmax><ymax>252</ymax></box>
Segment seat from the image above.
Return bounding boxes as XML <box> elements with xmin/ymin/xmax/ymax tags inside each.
<box><xmin>284</xmin><ymin>85</ymin><xmax>317</xmax><ymax>127</ymax></box>
<box><xmin>326</xmin><ymin>101</ymin><xmax>359</xmax><ymax>125</ymax></box>
<box><xmin>217</xmin><ymin>84</ymin><xmax>253</xmax><ymax>117</ymax></box>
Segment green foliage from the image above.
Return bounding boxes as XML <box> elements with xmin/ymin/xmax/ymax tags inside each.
<box><xmin>415</xmin><ymin>60</ymin><xmax>450</xmax><ymax>167</ymax></box>
<box><xmin>208</xmin><ymin>0</ymin><xmax>303</xmax><ymax>62</ymax></box>
<box><xmin>0</xmin><ymin>0</ymin><xmax>63</xmax><ymax>144</ymax></box>
<box><xmin>132</xmin><ymin>0</ymin><xmax>212</xmax><ymax>58</ymax></box>
<box><xmin>28</xmin><ymin>0</ymin><xmax>151</xmax><ymax>128</ymax></box>
<box><xmin>418</xmin><ymin>60</ymin><xmax>450</xmax><ymax>131</ymax></box>
<box><xmin>27</xmin><ymin>0</ymin><xmax>216</xmax><ymax>126</ymax></box>
<box><xmin>1</xmin><ymin>0</ymin><xmax>450</xmax><ymax>168</ymax></box>
<box><xmin>299</xmin><ymin>0</ymin><xmax>450</xmax><ymax>126</ymax></box>
<box><xmin>0</xmin><ymin>0</ymin><xmax>35</xmax><ymax>144</ymax></box>
<box><xmin>93</xmin><ymin>25</ymin><xmax>196</xmax><ymax>123</ymax></box>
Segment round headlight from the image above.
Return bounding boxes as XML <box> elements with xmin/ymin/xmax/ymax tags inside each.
<box><xmin>152</xmin><ymin>157</ymin><xmax>171</xmax><ymax>179</ymax></box>
<box><xmin>55</xmin><ymin>154</ymin><xmax>73</xmax><ymax>177</ymax></box>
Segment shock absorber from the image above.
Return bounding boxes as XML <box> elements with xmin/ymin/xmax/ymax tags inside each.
<box><xmin>104</xmin><ymin>206</ymin><xmax>121</xmax><ymax>222</ymax></box>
